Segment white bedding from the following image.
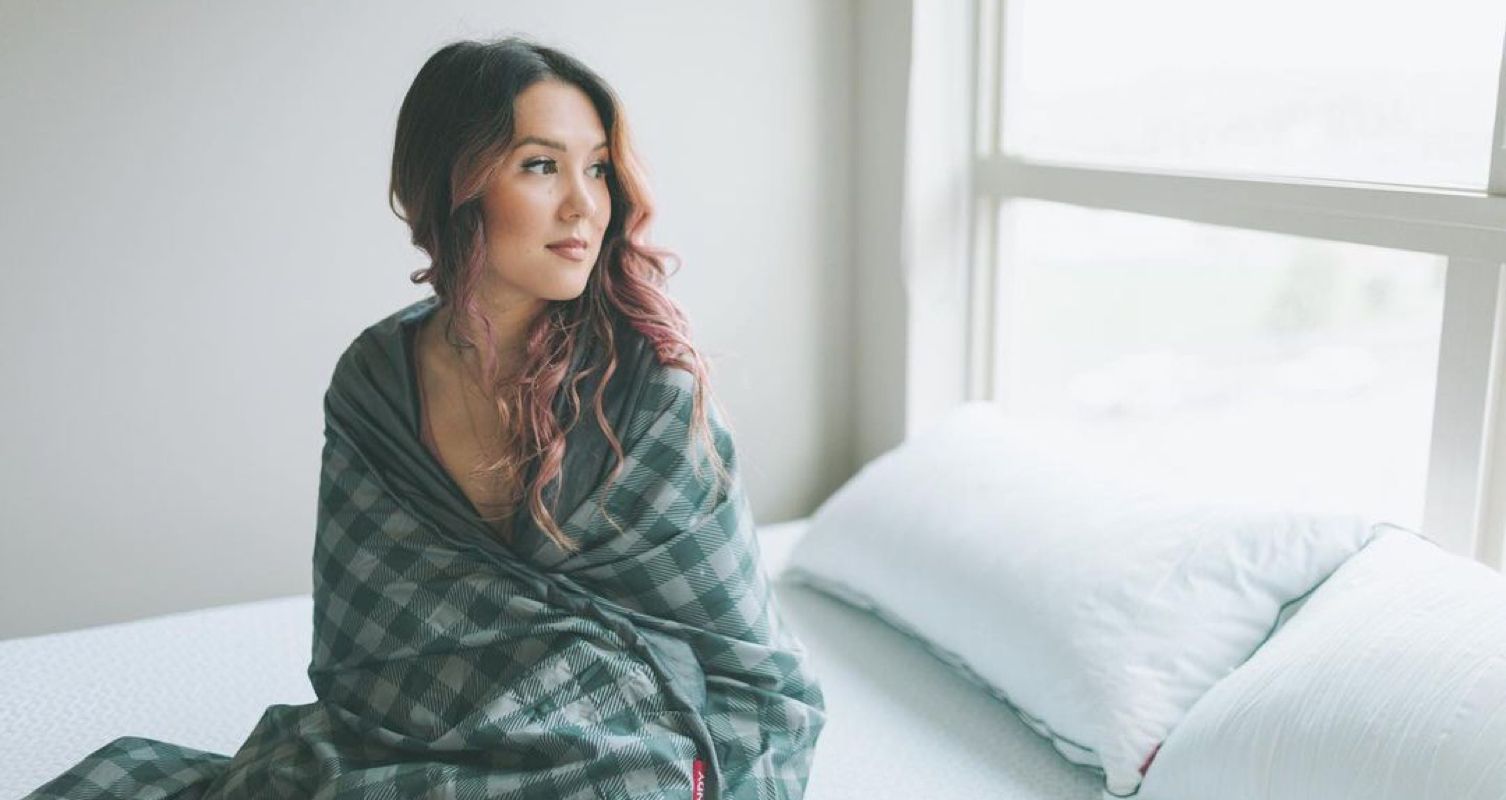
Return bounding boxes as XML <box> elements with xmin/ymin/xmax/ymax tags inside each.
<box><xmin>784</xmin><ymin>403</ymin><xmax>1380</xmax><ymax>796</ymax></box>
<box><xmin>0</xmin><ymin>521</ymin><xmax>1100</xmax><ymax>799</ymax></box>
<box><xmin>0</xmin><ymin>594</ymin><xmax>318</xmax><ymax>795</ymax></box>
<box><xmin>1138</xmin><ymin>529</ymin><xmax>1506</xmax><ymax>800</ymax></box>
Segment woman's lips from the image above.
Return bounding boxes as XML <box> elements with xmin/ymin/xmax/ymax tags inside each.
<box><xmin>546</xmin><ymin>243</ymin><xmax>589</xmax><ymax>262</ymax></box>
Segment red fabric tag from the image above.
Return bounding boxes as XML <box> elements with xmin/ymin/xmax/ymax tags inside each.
<box><xmin>1140</xmin><ymin>742</ymin><xmax>1162</xmax><ymax>775</ymax></box>
<box><xmin>692</xmin><ymin>758</ymin><xmax>705</xmax><ymax>800</ymax></box>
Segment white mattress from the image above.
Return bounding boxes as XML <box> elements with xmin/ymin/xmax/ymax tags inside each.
<box><xmin>0</xmin><ymin>521</ymin><xmax>1101</xmax><ymax>799</ymax></box>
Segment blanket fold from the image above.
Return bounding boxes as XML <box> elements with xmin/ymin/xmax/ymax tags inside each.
<box><xmin>28</xmin><ymin>297</ymin><xmax>826</xmax><ymax>800</ymax></box>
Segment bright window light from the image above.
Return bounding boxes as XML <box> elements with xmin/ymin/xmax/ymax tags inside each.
<box><xmin>1003</xmin><ymin>0</ymin><xmax>1506</xmax><ymax>189</ymax></box>
<box><xmin>994</xmin><ymin>199</ymin><xmax>1445</xmax><ymax>529</ymax></box>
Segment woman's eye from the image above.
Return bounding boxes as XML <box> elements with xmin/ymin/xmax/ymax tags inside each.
<box><xmin>522</xmin><ymin>159</ymin><xmax>609</xmax><ymax>178</ymax></box>
<box><xmin>522</xmin><ymin>158</ymin><xmax>557</xmax><ymax>175</ymax></box>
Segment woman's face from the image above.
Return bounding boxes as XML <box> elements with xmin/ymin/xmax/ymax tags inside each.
<box><xmin>478</xmin><ymin>79</ymin><xmax>613</xmax><ymax>309</ymax></box>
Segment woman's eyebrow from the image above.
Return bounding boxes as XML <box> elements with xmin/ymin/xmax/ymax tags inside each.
<box><xmin>511</xmin><ymin>135</ymin><xmax>610</xmax><ymax>153</ymax></box>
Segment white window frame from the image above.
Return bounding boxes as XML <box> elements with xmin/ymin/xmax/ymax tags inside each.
<box><xmin>966</xmin><ymin>0</ymin><xmax>1506</xmax><ymax>567</ymax></box>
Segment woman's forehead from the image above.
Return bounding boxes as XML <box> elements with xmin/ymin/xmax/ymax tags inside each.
<box><xmin>511</xmin><ymin>80</ymin><xmax>606</xmax><ymax>150</ymax></box>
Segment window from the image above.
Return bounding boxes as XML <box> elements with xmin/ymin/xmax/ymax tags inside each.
<box><xmin>970</xmin><ymin>0</ymin><xmax>1506</xmax><ymax>564</ymax></box>
<box><xmin>1003</xmin><ymin>0</ymin><xmax>1505</xmax><ymax>190</ymax></box>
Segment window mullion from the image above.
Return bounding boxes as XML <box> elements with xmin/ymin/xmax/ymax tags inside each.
<box><xmin>1425</xmin><ymin>258</ymin><xmax>1505</xmax><ymax>560</ymax></box>
<box><xmin>978</xmin><ymin>158</ymin><xmax>1506</xmax><ymax>263</ymax></box>
<box><xmin>1465</xmin><ymin>29</ymin><xmax>1506</xmax><ymax>569</ymax></box>
<box><xmin>1489</xmin><ymin>27</ymin><xmax>1506</xmax><ymax>195</ymax></box>
<box><xmin>1475</xmin><ymin>264</ymin><xmax>1506</xmax><ymax>570</ymax></box>
<box><xmin>967</xmin><ymin>196</ymin><xmax>998</xmax><ymax>402</ymax></box>
<box><xmin>967</xmin><ymin>0</ymin><xmax>1007</xmax><ymax>402</ymax></box>
<box><xmin>974</xmin><ymin>0</ymin><xmax>1002</xmax><ymax>158</ymax></box>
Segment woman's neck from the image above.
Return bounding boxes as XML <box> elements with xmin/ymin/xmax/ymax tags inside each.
<box><xmin>428</xmin><ymin>295</ymin><xmax>543</xmax><ymax>385</ymax></box>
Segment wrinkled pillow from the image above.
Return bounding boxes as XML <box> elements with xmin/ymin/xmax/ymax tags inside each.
<box><xmin>783</xmin><ymin>403</ymin><xmax>1382</xmax><ymax>797</ymax></box>
<box><xmin>1138</xmin><ymin>527</ymin><xmax>1506</xmax><ymax>800</ymax></box>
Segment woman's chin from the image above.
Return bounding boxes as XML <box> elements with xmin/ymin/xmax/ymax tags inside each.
<box><xmin>494</xmin><ymin>272</ymin><xmax>590</xmax><ymax>305</ymax></box>
<box><xmin>539</xmin><ymin>280</ymin><xmax>591</xmax><ymax>303</ymax></box>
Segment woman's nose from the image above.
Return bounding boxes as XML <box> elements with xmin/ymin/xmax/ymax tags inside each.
<box><xmin>561</xmin><ymin>174</ymin><xmax>597</xmax><ymax>220</ymax></box>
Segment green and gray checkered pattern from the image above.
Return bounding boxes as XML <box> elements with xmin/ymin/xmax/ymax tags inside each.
<box><xmin>27</xmin><ymin>308</ymin><xmax>825</xmax><ymax>799</ymax></box>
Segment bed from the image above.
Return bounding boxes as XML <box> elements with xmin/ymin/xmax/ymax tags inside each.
<box><xmin>15</xmin><ymin>402</ymin><xmax>1506</xmax><ymax>800</ymax></box>
<box><xmin>0</xmin><ymin>520</ymin><xmax>1102</xmax><ymax>800</ymax></box>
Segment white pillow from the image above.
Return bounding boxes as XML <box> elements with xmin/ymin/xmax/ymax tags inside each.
<box><xmin>783</xmin><ymin>403</ymin><xmax>1382</xmax><ymax>797</ymax></box>
<box><xmin>1138</xmin><ymin>528</ymin><xmax>1506</xmax><ymax>800</ymax></box>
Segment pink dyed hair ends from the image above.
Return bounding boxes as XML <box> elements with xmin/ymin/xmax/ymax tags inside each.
<box><xmin>388</xmin><ymin>37</ymin><xmax>729</xmax><ymax>553</ymax></box>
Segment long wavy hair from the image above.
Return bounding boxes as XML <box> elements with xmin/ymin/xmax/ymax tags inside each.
<box><xmin>389</xmin><ymin>37</ymin><xmax>728</xmax><ymax>553</ymax></box>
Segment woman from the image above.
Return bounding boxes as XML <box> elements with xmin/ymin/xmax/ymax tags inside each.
<box><xmin>30</xmin><ymin>37</ymin><xmax>826</xmax><ymax>800</ymax></box>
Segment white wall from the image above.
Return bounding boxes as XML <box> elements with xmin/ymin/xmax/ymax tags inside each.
<box><xmin>0</xmin><ymin>0</ymin><xmax>856</xmax><ymax>638</ymax></box>
<box><xmin>852</xmin><ymin>3</ymin><xmax>913</xmax><ymax>465</ymax></box>
<box><xmin>850</xmin><ymin>0</ymin><xmax>974</xmax><ymax>465</ymax></box>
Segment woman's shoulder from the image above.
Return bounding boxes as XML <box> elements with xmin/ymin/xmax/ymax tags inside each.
<box><xmin>325</xmin><ymin>296</ymin><xmax>437</xmax><ymax>396</ymax></box>
<box><xmin>348</xmin><ymin>295</ymin><xmax>436</xmax><ymax>353</ymax></box>
<box><xmin>619</xmin><ymin>333</ymin><xmax>700</xmax><ymax>408</ymax></box>
<box><xmin>593</xmin><ymin>316</ymin><xmax>708</xmax><ymax>430</ymax></box>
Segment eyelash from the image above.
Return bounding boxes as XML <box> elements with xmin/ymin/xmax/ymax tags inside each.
<box><xmin>522</xmin><ymin>158</ymin><xmax>611</xmax><ymax>179</ymax></box>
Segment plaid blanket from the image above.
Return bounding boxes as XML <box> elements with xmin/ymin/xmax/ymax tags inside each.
<box><xmin>28</xmin><ymin>298</ymin><xmax>826</xmax><ymax>800</ymax></box>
